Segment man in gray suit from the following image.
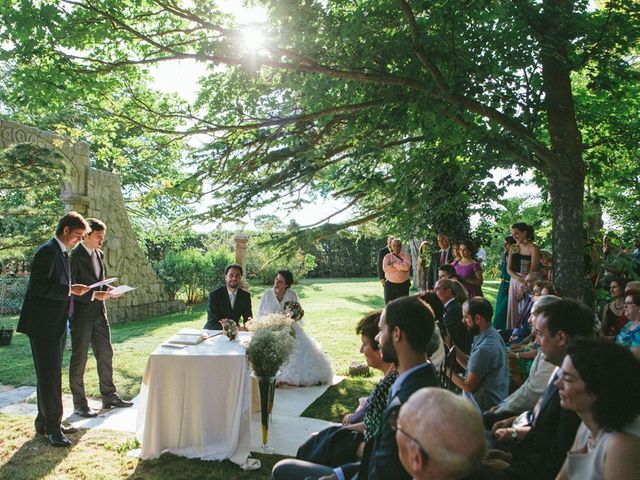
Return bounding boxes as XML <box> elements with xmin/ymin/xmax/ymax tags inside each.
<box><xmin>69</xmin><ymin>218</ymin><xmax>132</xmax><ymax>418</ymax></box>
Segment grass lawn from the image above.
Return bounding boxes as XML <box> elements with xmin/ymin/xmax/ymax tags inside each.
<box><xmin>0</xmin><ymin>277</ymin><xmax>498</xmax><ymax>479</ymax></box>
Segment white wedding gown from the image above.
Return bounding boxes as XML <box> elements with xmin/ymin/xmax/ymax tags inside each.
<box><xmin>277</xmin><ymin>320</ymin><xmax>334</xmax><ymax>387</ymax></box>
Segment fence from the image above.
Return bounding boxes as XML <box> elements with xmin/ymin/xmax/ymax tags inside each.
<box><xmin>0</xmin><ymin>275</ymin><xmax>28</xmax><ymax>319</ymax></box>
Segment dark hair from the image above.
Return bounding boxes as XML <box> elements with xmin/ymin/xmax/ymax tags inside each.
<box><xmin>415</xmin><ymin>291</ymin><xmax>444</xmax><ymax>322</ymax></box>
<box><xmin>566</xmin><ymin>338</ymin><xmax>640</xmax><ymax>430</ymax></box>
<box><xmin>511</xmin><ymin>222</ymin><xmax>534</xmax><ymax>241</ymax></box>
<box><xmin>356</xmin><ymin>311</ymin><xmax>382</xmax><ymax>350</ymax></box>
<box><xmin>465</xmin><ymin>297</ymin><xmax>493</xmax><ymax>323</ymax></box>
<box><xmin>438</xmin><ymin>264</ymin><xmax>456</xmax><ymax>277</ymax></box>
<box><xmin>224</xmin><ymin>264</ymin><xmax>243</xmax><ymax>276</ymax></box>
<box><xmin>505</xmin><ymin>235</ymin><xmax>516</xmax><ymax>245</ymax></box>
<box><xmin>459</xmin><ymin>239</ymin><xmax>477</xmax><ymax>258</ymax></box>
<box><xmin>609</xmin><ymin>277</ymin><xmax>627</xmax><ymax>294</ymax></box>
<box><xmin>277</xmin><ymin>269</ymin><xmax>294</xmax><ymax>288</ymax></box>
<box><xmin>385</xmin><ymin>296</ymin><xmax>435</xmax><ymax>354</ymax></box>
<box><xmin>535</xmin><ymin>298</ymin><xmax>594</xmax><ymax>337</ymax></box>
<box><xmin>86</xmin><ymin>218</ymin><xmax>106</xmax><ymax>233</ymax></box>
<box><xmin>55</xmin><ymin>211</ymin><xmax>89</xmax><ymax>236</ymax></box>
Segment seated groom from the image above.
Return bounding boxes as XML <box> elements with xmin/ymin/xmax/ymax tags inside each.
<box><xmin>203</xmin><ymin>264</ymin><xmax>252</xmax><ymax>330</ymax></box>
<box><xmin>272</xmin><ymin>295</ymin><xmax>440</xmax><ymax>480</ymax></box>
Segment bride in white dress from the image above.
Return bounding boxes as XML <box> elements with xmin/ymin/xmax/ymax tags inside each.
<box><xmin>256</xmin><ymin>270</ymin><xmax>334</xmax><ymax>386</ymax></box>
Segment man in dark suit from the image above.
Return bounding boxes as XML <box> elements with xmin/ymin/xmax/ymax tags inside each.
<box><xmin>486</xmin><ymin>298</ymin><xmax>593</xmax><ymax>480</ymax></box>
<box><xmin>69</xmin><ymin>218</ymin><xmax>132</xmax><ymax>418</ymax></box>
<box><xmin>17</xmin><ymin>211</ymin><xmax>90</xmax><ymax>447</ymax></box>
<box><xmin>427</xmin><ymin>233</ymin><xmax>453</xmax><ymax>291</ymax></box>
<box><xmin>377</xmin><ymin>236</ymin><xmax>394</xmax><ymax>303</ymax></box>
<box><xmin>271</xmin><ymin>295</ymin><xmax>440</xmax><ymax>480</ymax></box>
<box><xmin>204</xmin><ymin>264</ymin><xmax>252</xmax><ymax>330</ymax></box>
<box><xmin>435</xmin><ymin>278</ymin><xmax>473</xmax><ymax>355</ymax></box>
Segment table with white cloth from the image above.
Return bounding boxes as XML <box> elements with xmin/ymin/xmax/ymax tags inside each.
<box><xmin>136</xmin><ymin>331</ymin><xmax>253</xmax><ymax>466</ymax></box>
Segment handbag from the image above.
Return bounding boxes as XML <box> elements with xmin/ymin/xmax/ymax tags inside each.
<box><xmin>296</xmin><ymin>425</ymin><xmax>364</xmax><ymax>467</ymax></box>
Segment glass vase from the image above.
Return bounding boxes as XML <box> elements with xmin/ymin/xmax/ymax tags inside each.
<box><xmin>255</xmin><ymin>374</ymin><xmax>277</xmax><ymax>453</ymax></box>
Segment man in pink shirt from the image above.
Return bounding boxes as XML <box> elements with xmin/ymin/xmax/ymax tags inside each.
<box><xmin>383</xmin><ymin>238</ymin><xmax>411</xmax><ymax>304</ymax></box>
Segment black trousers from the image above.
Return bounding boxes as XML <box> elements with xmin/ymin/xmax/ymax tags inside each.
<box><xmin>384</xmin><ymin>280</ymin><xmax>410</xmax><ymax>304</ymax></box>
<box><xmin>30</xmin><ymin>333</ymin><xmax>66</xmax><ymax>434</ymax></box>
<box><xmin>69</xmin><ymin>315</ymin><xmax>116</xmax><ymax>407</ymax></box>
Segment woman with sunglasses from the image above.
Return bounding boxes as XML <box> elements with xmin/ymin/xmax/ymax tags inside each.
<box><xmin>615</xmin><ymin>290</ymin><xmax>640</xmax><ymax>359</ymax></box>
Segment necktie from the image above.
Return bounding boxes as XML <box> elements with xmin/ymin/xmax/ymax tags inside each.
<box><xmin>440</xmin><ymin>250</ymin><xmax>446</xmax><ymax>266</ymax></box>
<box><xmin>91</xmin><ymin>250</ymin><xmax>101</xmax><ymax>279</ymax></box>
<box><xmin>62</xmin><ymin>251</ymin><xmax>71</xmax><ymax>282</ymax></box>
<box><xmin>230</xmin><ymin>292</ymin><xmax>236</xmax><ymax>309</ymax></box>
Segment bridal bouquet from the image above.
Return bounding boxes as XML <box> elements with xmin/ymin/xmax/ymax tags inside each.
<box><xmin>284</xmin><ymin>301</ymin><xmax>304</xmax><ymax>321</ymax></box>
<box><xmin>223</xmin><ymin>319</ymin><xmax>238</xmax><ymax>341</ymax></box>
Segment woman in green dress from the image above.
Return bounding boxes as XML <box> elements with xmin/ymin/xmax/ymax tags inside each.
<box><xmin>493</xmin><ymin>235</ymin><xmax>516</xmax><ymax>330</ymax></box>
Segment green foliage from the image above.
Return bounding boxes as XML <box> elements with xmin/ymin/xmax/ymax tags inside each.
<box><xmin>307</xmin><ymin>232</ymin><xmax>385</xmax><ymax>278</ymax></box>
<box><xmin>245</xmin><ymin>327</ymin><xmax>295</xmax><ymax>377</ymax></box>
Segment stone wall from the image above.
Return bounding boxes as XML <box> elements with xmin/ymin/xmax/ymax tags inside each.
<box><xmin>0</xmin><ymin>119</ymin><xmax>184</xmax><ymax>323</ymax></box>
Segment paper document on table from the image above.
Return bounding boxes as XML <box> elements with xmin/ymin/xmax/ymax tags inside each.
<box><xmin>168</xmin><ymin>334</ymin><xmax>204</xmax><ymax>345</ymax></box>
<box><xmin>177</xmin><ymin>328</ymin><xmax>204</xmax><ymax>336</ymax></box>
<box><xmin>109</xmin><ymin>285</ymin><xmax>135</xmax><ymax>296</ymax></box>
<box><xmin>88</xmin><ymin>277</ymin><xmax>117</xmax><ymax>289</ymax></box>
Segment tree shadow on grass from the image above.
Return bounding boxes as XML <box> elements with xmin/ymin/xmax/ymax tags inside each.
<box><xmin>0</xmin><ymin>430</ymin><xmax>88</xmax><ymax>480</ymax></box>
<box><xmin>343</xmin><ymin>294</ymin><xmax>384</xmax><ymax>311</ymax></box>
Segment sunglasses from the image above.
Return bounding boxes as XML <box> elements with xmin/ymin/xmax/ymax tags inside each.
<box><xmin>387</xmin><ymin>408</ymin><xmax>429</xmax><ymax>460</ymax></box>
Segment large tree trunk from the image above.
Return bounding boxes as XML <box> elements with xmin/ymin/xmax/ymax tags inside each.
<box><xmin>541</xmin><ymin>0</ymin><xmax>586</xmax><ymax>300</ymax></box>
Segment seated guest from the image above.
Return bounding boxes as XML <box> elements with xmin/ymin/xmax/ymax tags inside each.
<box><xmin>435</xmin><ymin>279</ymin><xmax>473</xmax><ymax>355</ymax></box>
<box><xmin>484</xmin><ymin>296</ymin><xmax>560</xmax><ymax>429</ymax></box>
<box><xmin>437</xmin><ymin>264</ymin><xmax>457</xmax><ymax>282</ymax></box>
<box><xmin>204</xmin><ymin>264</ymin><xmax>252</xmax><ymax>330</ymax></box>
<box><xmin>615</xmin><ymin>290</ymin><xmax>640</xmax><ymax>358</ymax></box>
<box><xmin>416</xmin><ymin>291</ymin><xmax>446</xmax><ymax>370</ymax></box>
<box><xmin>485</xmin><ymin>298</ymin><xmax>593</xmax><ymax>480</ymax></box>
<box><xmin>272</xmin><ymin>296</ymin><xmax>440</xmax><ymax>480</ymax></box>
<box><xmin>448</xmin><ymin>297</ymin><xmax>509</xmax><ymax>412</ymax></box>
<box><xmin>257</xmin><ymin>269</ymin><xmax>298</xmax><ymax>319</ymax></box>
<box><xmin>625</xmin><ymin>280</ymin><xmax>640</xmax><ymax>295</ymax></box>
<box><xmin>296</xmin><ymin>311</ymin><xmax>397</xmax><ymax>466</ymax></box>
<box><xmin>555</xmin><ymin>338</ymin><xmax>640</xmax><ymax>480</ymax></box>
<box><xmin>394</xmin><ymin>388</ymin><xmax>486</xmax><ymax>480</ymax></box>
<box><xmin>509</xmin><ymin>272</ymin><xmax>543</xmax><ymax>344</ymax></box>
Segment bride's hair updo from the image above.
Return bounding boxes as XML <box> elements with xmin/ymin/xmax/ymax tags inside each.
<box><xmin>277</xmin><ymin>269</ymin><xmax>294</xmax><ymax>289</ymax></box>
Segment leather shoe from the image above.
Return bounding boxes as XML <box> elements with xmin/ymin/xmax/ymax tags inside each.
<box><xmin>46</xmin><ymin>431</ymin><xmax>72</xmax><ymax>447</ymax></box>
<box><xmin>102</xmin><ymin>397</ymin><xmax>133</xmax><ymax>409</ymax></box>
<box><xmin>36</xmin><ymin>425</ymin><xmax>77</xmax><ymax>435</ymax></box>
<box><xmin>74</xmin><ymin>407</ymin><xmax>98</xmax><ymax>418</ymax></box>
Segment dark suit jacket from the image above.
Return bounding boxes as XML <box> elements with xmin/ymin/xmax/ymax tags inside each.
<box><xmin>204</xmin><ymin>285</ymin><xmax>252</xmax><ymax>330</ymax></box>
<box><xmin>504</xmin><ymin>380</ymin><xmax>581</xmax><ymax>480</ymax></box>
<box><xmin>377</xmin><ymin>246</ymin><xmax>390</xmax><ymax>280</ymax></box>
<box><xmin>342</xmin><ymin>363</ymin><xmax>441</xmax><ymax>480</ymax></box>
<box><xmin>17</xmin><ymin>238</ymin><xmax>71</xmax><ymax>339</ymax></box>
<box><xmin>444</xmin><ymin>298</ymin><xmax>472</xmax><ymax>355</ymax></box>
<box><xmin>70</xmin><ymin>244</ymin><xmax>108</xmax><ymax>321</ymax></box>
<box><xmin>427</xmin><ymin>246</ymin><xmax>453</xmax><ymax>290</ymax></box>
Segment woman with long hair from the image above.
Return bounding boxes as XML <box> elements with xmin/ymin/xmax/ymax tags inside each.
<box><xmin>493</xmin><ymin>236</ymin><xmax>517</xmax><ymax>330</ymax></box>
<box><xmin>452</xmin><ymin>239</ymin><xmax>483</xmax><ymax>297</ymax></box>
<box><xmin>506</xmin><ymin>223</ymin><xmax>540</xmax><ymax>329</ymax></box>
<box><xmin>555</xmin><ymin>338</ymin><xmax>640</xmax><ymax>479</ymax></box>
<box><xmin>599</xmin><ymin>277</ymin><xmax>627</xmax><ymax>338</ymax></box>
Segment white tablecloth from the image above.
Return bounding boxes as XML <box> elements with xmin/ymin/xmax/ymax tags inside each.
<box><xmin>136</xmin><ymin>331</ymin><xmax>252</xmax><ymax>466</ymax></box>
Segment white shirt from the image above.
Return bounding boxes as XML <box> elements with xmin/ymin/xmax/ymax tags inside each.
<box><xmin>257</xmin><ymin>288</ymin><xmax>298</xmax><ymax>320</ymax></box>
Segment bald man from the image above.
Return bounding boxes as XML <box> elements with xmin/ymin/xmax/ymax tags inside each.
<box><xmin>395</xmin><ymin>388</ymin><xmax>486</xmax><ymax>480</ymax></box>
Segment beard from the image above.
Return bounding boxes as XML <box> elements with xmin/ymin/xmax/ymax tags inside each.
<box><xmin>467</xmin><ymin>323</ymin><xmax>480</xmax><ymax>336</ymax></box>
<box><xmin>380</xmin><ymin>338</ymin><xmax>398</xmax><ymax>365</ymax></box>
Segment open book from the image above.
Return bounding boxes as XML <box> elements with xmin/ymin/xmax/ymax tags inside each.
<box><xmin>167</xmin><ymin>328</ymin><xmax>206</xmax><ymax>345</ymax></box>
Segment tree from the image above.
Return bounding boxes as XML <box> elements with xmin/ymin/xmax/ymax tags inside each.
<box><xmin>1</xmin><ymin>0</ymin><xmax>639</xmax><ymax>298</ymax></box>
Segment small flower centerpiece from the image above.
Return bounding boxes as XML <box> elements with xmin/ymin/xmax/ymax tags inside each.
<box><xmin>283</xmin><ymin>301</ymin><xmax>304</xmax><ymax>321</ymax></box>
<box><xmin>223</xmin><ymin>319</ymin><xmax>239</xmax><ymax>341</ymax></box>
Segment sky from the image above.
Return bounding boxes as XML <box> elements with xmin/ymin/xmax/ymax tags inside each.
<box><xmin>149</xmin><ymin>1</ymin><xmax>540</xmax><ymax>232</ymax></box>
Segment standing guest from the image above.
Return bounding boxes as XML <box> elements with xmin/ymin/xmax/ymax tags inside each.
<box><xmin>452</xmin><ymin>240</ymin><xmax>463</xmax><ymax>263</ymax></box>
<box><xmin>555</xmin><ymin>338</ymin><xmax>640</xmax><ymax>480</ymax></box>
<box><xmin>452</xmin><ymin>239</ymin><xmax>484</xmax><ymax>297</ymax></box>
<box><xmin>599</xmin><ymin>277</ymin><xmax>627</xmax><ymax>338</ymax></box>
<box><xmin>271</xmin><ymin>296</ymin><xmax>440</xmax><ymax>480</ymax></box>
<box><xmin>378</xmin><ymin>236</ymin><xmax>395</xmax><ymax>302</ymax></box>
<box><xmin>203</xmin><ymin>264</ymin><xmax>252</xmax><ymax>330</ymax></box>
<box><xmin>493</xmin><ymin>236</ymin><xmax>517</xmax><ymax>330</ymax></box>
<box><xmin>257</xmin><ymin>269</ymin><xmax>298</xmax><ymax>319</ymax></box>
<box><xmin>17</xmin><ymin>212</ymin><xmax>90</xmax><ymax>447</ymax></box>
<box><xmin>449</xmin><ymin>297</ymin><xmax>509</xmax><ymax>412</ymax></box>
<box><xmin>435</xmin><ymin>279</ymin><xmax>473</xmax><ymax>355</ymax></box>
<box><xmin>427</xmin><ymin>233</ymin><xmax>453</xmax><ymax>291</ymax></box>
<box><xmin>507</xmin><ymin>223</ymin><xmax>540</xmax><ymax>329</ymax></box>
<box><xmin>395</xmin><ymin>388</ymin><xmax>487</xmax><ymax>480</ymax></box>
<box><xmin>615</xmin><ymin>290</ymin><xmax>640</xmax><ymax>358</ymax></box>
<box><xmin>415</xmin><ymin>240</ymin><xmax>430</xmax><ymax>292</ymax></box>
<box><xmin>69</xmin><ymin>218</ymin><xmax>132</xmax><ymax>418</ymax></box>
<box><xmin>382</xmin><ymin>238</ymin><xmax>411</xmax><ymax>304</ymax></box>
